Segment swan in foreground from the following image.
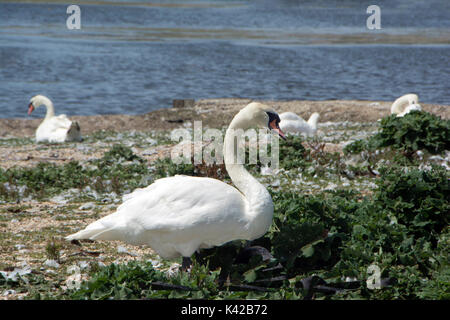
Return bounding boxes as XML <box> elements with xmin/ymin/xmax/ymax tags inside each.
<box><xmin>390</xmin><ymin>93</ymin><xmax>422</xmax><ymax>117</ymax></box>
<box><xmin>28</xmin><ymin>95</ymin><xmax>82</xmax><ymax>143</ymax></box>
<box><xmin>66</xmin><ymin>102</ymin><xmax>286</xmax><ymax>269</ymax></box>
<box><xmin>279</xmin><ymin>111</ymin><xmax>320</xmax><ymax>135</ymax></box>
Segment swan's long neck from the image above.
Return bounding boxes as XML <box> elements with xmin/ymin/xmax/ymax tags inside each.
<box><xmin>36</xmin><ymin>96</ymin><xmax>55</xmax><ymax>119</ymax></box>
<box><xmin>307</xmin><ymin>113</ymin><xmax>319</xmax><ymax>130</ymax></box>
<box><xmin>223</xmin><ymin>115</ymin><xmax>274</xmax><ymax>239</ymax></box>
<box><xmin>391</xmin><ymin>97</ymin><xmax>408</xmax><ymax>115</ymax></box>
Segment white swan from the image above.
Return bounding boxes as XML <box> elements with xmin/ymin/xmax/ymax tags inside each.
<box><xmin>391</xmin><ymin>93</ymin><xmax>422</xmax><ymax>117</ymax></box>
<box><xmin>66</xmin><ymin>102</ymin><xmax>286</xmax><ymax>268</ymax></box>
<box><xmin>28</xmin><ymin>95</ymin><xmax>82</xmax><ymax>143</ymax></box>
<box><xmin>279</xmin><ymin>111</ymin><xmax>320</xmax><ymax>135</ymax></box>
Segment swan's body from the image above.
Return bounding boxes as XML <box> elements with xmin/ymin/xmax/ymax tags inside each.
<box><xmin>279</xmin><ymin>112</ymin><xmax>320</xmax><ymax>135</ymax></box>
<box><xmin>28</xmin><ymin>95</ymin><xmax>82</xmax><ymax>143</ymax></box>
<box><xmin>66</xmin><ymin>102</ymin><xmax>285</xmax><ymax>260</ymax></box>
<box><xmin>390</xmin><ymin>94</ymin><xmax>422</xmax><ymax>117</ymax></box>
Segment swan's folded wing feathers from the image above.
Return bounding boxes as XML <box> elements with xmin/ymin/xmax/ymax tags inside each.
<box><xmin>48</xmin><ymin>115</ymin><xmax>73</xmax><ymax>130</ymax></box>
<box><xmin>280</xmin><ymin>112</ymin><xmax>304</xmax><ymax>121</ymax></box>
<box><xmin>117</xmin><ymin>176</ymin><xmax>247</xmax><ymax>232</ymax></box>
<box><xmin>279</xmin><ymin>119</ymin><xmax>309</xmax><ymax>133</ymax></box>
<box><xmin>36</xmin><ymin>116</ymin><xmax>73</xmax><ymax>142</ymax></box>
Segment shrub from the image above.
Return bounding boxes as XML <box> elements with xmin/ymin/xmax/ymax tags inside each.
<box><xmin>344</xmin><ymin>111</ymin><xmax>450</xmax><ymax>157</ymax></box>
<box><xmin>374</xmin><ymin>111</ymin><xmax>450</xmax><ymax>155</ymax></box>
<box><xmin>374</xmin><ymin>165</ymin><xmax>449</xmax><ymax>237</ymax></box>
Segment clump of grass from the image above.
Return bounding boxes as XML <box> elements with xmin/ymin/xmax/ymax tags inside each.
<box><xmin>45</xmin><ymin>239</ymin><xmax>62</xmax><ymax>262</ymax></box>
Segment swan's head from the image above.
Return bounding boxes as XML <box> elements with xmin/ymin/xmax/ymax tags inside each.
<box><xmin>28</xmin><ymin>95</ymin><xmax>51</xmax><ymax>115</ymax></box>
<box><xmin>404</xmin><ymin>94</ymin><xmax>421</xmax><ymax>110</ymax></box>
<box><xmin>240</xmin><ymin>102</ymin><xmax>286</xmax><ymax>140</ymax></box>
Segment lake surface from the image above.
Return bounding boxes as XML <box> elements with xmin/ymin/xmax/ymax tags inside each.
<box><xmin>0</xmin><ymin>0</ymin><xmax>449</xmax><ymax>119</ymax></box>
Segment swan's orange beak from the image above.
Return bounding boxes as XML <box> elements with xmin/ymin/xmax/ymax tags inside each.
<box><xmin>28</xmin><ymin>103</ymin><xmax>34</xmax><ymax>115</ymax></box>
<box><xmin>269</xmin><ymin>119</ymin><xmax>286</xmax><ymax>140</ymax></box>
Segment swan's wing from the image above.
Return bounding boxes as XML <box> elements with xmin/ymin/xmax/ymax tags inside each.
<box><xmin>125</xmin><ymin>176</ymin><xmax>246</xmax><ymax>229</ymax></box>
<box><xmin>279</xmin><ymin>119</ymin><xmax>310</xmax><ymax>133</ymax></box>
<box><xmin>66</xmin><ymin>175</ymin><xmax>249</xmax><ymax>256</ymax></box>
<box><xmin>36</xmin><ymin>115</ymin><xmax>80</xmax><ymax>142</ymax></box>
<box><xmin>280</xmin><ymin>112</ymin><xmax>304</xmax><ymax>121</ymax></box>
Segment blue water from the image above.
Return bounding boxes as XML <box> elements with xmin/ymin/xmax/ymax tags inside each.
<box><xmin>0</xmin><ymin>0</ymin><xmax>449</xmax><ymax>119</ymax></box>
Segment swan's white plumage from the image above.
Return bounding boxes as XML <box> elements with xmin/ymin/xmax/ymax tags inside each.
<box><xmin>279</xmin><ymin>112</ymin><xmax>319</xmax><ymax>135</ymax></box>
<box><xmin>390</xmin><ymin>93</ymin><xmax>422</xmax><ymax>117</ymax></box>
<box><xmin>67</xmin><ymin>176</ymin><xmax>250</xmax><ymax>259</ymax></box>
<box><xmin>66</xmin><ymin>102</ymin><xmax>281</xmax><ymax>260</ymax></box>
<box><xmin>29</xmin><ymin>95</ymin><xmax>82</xmax><ymax>143</ymax></box>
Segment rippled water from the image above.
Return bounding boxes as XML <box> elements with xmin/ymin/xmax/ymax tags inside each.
<box><xmin>0</xmin><ymin>0</ymin><xmax>449</xmax><ymax>119</ymax></box>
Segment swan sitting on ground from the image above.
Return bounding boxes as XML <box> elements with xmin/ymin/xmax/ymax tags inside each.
<box><xmin>391</xmin><ymin>94</ymin><xmax>422</xmax><ymax>117</ymax></box>
<box><xmin>28</xmin><ymin>95</ymin><xmax>82</xmax><ymax>143</ymax></box>
<box><xmin>279</xmin><ymin>111</ymin><xmax>320</xmax><ymax>135</ymax></box>
<box><xmin>66</xmin><ymin>102</ymin><xmax>286</xmax><ymax>269</ymax></box>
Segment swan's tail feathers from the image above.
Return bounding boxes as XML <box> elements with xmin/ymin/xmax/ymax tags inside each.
<box><xmin>65</xmin><ymin>226</ymin><xmax>126</xmax><ymax>242</ymax></box>
<box><xmin>67</xmin><ymin>121</ymin><xmax>83</xmax><ymax>142</ymax></box>
<box><xmin>65</xmin><ymin>227</ymin><xmax>103</xmax><ymax>241</ymax></box>
<box><xmin>65</xmin><ymin>215</ymin><xmax>126</xmax><ymax>242</ymax></box>
<box><xmin>307</xmin><ymin>112</ymin><xmax>320</xmax><ymax>130</ymax></box>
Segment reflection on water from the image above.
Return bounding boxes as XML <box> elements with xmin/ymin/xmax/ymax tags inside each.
<box><xmin>0</xmin><ymin>0</ymin><xmax>449</xmax><ymax>118</ymax></box>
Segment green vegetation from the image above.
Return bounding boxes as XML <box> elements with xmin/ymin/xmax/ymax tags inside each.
<box><xmin>344</xmin><ymin>111</ymin><xmax>450</xmax><ymax>156</ymax></box>
<box><xmin>376</xmin><ymin>111</ymin><xmax>449</xmax><ymax>155</ymax></box>
<box><xmin>1</xmin><ymin>117</ymin><xmax>449</xmax><ymax>300</ymax></box>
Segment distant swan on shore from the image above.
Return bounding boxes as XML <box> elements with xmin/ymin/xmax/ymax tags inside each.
<box><xmin>279</xmin><ymin>112</ymin><xmax>320</xmax><ymax>135</ymax></box>
<box><xmin>391</xmin><ymin>94</ymin><xmax>422</xmax><ymax>117</ymax></box>
<box><xmin>28</xmin><ymin>95</ymin><xmax>82</xmax><ymax>143</ymax></box>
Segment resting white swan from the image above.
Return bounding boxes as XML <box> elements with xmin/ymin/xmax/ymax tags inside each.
<box><xmin>66</xmin><ymin>102</ymin><xmax>286</xmax><ymax>268</ymax></box>
<box><xmin>391</xmin><ymin>94</ymin><xmax>422</xmax><ymax>117</ymax></box>
<box><xmin>28</xmin><ymin>95</ymin><xmax>82</xmax><ymax>143</ymax></box>
<box><xmin>279</xmin><ymin>111</ymin><xmax>320</xmax><ymax>135</ymax></box>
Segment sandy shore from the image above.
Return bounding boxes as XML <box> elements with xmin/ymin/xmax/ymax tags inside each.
<box><xmin>1</xmin><ymin>98</ymin><xmax>449</xmax><ymax>138</ymax></box>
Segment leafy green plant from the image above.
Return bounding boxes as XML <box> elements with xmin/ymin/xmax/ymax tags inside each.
<box><xmin>153</xmin><ymin>158</ymin><xmax>195</xmax><ymax>179</ymax></box>
<box><xmin>102</xmin><ymin>144</ymin><xmax>142</xmax><ymax>163</ymax></box>
<box><xmin>279</xmin><ymin>135</ymin><xmax>307</xmax><ymax>170</ymax></box>
<box><xmin>343</xmin><ymin>139</ymin><xmax>375</xmax><ymax>155</ymax></box>
<box><xmin>344</xmin><ymin>111</ymin><xmax>449</xmax><ymax>159</ymax></box>
<box><xmin>374</xmin><ymin>165</ymin><xmax>449</xmax><ymax>237</ymax></box>
<box><xmin>374</xmin><ymin>111</ymin><xmax>449</xmax><ymax>155</ymax></box>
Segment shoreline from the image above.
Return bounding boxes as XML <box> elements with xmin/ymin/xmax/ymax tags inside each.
<box><xmin>1</xmin><ymin>98</ymin><xmax>449</xmax><ymax>138</ymax></box>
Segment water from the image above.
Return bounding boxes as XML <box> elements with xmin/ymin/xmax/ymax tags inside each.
<box><xmin>0</xmin><ymin>0</ymin><xmax>449</xmax><ymax>119</ymax></box>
